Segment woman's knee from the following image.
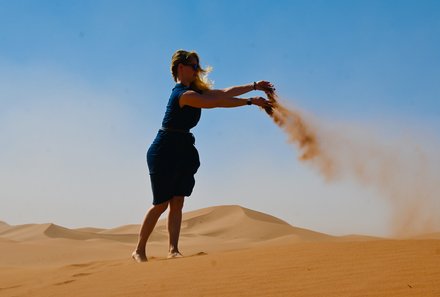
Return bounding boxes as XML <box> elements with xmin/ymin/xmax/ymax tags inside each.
<box><xmin>169</xmin><ymin>196</ymin><xmax>184</xmax><ymax>211</ymax></box>
<box><xmin>151</xmin><ymin>201</ymin><xmax>169</xmax><ymax>214</ymax></box>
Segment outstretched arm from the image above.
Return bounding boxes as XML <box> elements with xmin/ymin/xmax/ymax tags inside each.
<box><xmin>203</xmin><ymin>81</ymin><xmax>274</xmax><ymax>98</ymax></box>
<box><xmin>179</xmin><ymin>90</ymin><xmax>272</xmax><ymax>110</ymax></box>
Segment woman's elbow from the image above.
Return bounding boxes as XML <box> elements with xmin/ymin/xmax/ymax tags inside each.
<box><xmin>197</xmin><ymin>99</ymin><xmax>219</xmax><ymax>109</ymax></box>
<box><xmin>204</xmin><ymin>98</ymin><xmax>225</xmax><ymax>109</ymax></box>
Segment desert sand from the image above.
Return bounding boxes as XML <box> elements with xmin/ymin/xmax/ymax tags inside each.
<box><xmin>1</xmin><ymin>205</ymin><xmax>439</xmax><ymax>297</ymax></box>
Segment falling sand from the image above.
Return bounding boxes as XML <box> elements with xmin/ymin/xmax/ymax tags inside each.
<box><xmin>264</xmin><ymin>90</ymin><xmax>440</xmax><ymax>237</ymax></box>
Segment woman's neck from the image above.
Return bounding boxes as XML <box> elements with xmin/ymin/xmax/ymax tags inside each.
<box><xmin>177</xmin><ymin>79</ymin><xmax>191</xmax><ymax>87</ymax></box>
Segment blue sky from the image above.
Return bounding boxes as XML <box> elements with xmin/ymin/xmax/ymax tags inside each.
<box><xmin>1</xmin><ymin>0</ymin><xmax>439</xmax><ymax>236</ymax></box>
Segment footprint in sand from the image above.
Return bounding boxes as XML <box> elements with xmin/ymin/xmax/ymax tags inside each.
<box><xmin>72</xmin><ymin>272</ymin><xmax>92</xmax><ymax>277</ymax></box>
<box><xmin>54</xmin><ymin>279</ymin><xmax>76</xmax><ymax>286</ymax></box>
<box><xmin>68</xmin><ymin>263</ymin><xmax>92</xmax><ymax>268</ymax></box>
<box><xmin>0</xmin><ymin>284</ymin><xmax>22</xmax><ymax>291</ymax></box>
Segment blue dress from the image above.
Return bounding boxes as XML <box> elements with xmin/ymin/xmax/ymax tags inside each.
<box><xmin>147</xmin><ymin>83</ymin><xmax>201</xmax><ymax>204</ymax></box>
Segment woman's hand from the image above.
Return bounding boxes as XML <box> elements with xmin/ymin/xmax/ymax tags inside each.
<box><xmin>255</xmin><ymin>81</ymin><xmax>275</xmax><ymax>94</ymax></box>
<box><xmin>250</xmin><ymin>96</ymin><xmax>272</xmax><ymax>108</ymax></box>
<box><xmin>250</xmin><ymin>96</ymin><xmax>274</xmax><ymax>115</ymax></box>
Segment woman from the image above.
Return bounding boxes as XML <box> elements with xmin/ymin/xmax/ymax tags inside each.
<box><xmin>132</xmin><ymin>49</ymin><xmax>274</xmax><ymax>262</ymax></box>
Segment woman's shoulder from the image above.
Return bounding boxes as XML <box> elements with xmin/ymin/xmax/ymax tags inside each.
<box><xmin>172</xmin><ymin>83</ymin><xmax>191</xmax><ymax>91</ymax></box>
<box><xmin>167</xmin><ymin>84</ymin><xmax>190</xmax><ymax>108</ymax></box>
<box><xmin>172</xmin><ymin>83</ymin><xmax>201</xmax><ymax>95</ymax></box>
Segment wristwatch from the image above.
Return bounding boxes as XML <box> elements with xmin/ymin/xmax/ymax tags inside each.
<box><xmin>247</xmin><ymin>98</ymin><xmax>252</xmax><ymax>105</ymax></box>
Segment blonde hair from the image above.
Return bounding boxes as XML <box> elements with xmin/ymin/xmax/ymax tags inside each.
<box><xmin>170</xmin><ymin>49</ymin><xmax>213</xmax><ymax>92</ymax></box>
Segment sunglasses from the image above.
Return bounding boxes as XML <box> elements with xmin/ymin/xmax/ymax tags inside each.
<box><xmin>183</xmin><ymin>62</ymin><xmax>199</xmax><ymax>71</ymax></box>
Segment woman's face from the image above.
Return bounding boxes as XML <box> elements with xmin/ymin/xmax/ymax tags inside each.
<box><xmin>180</xmin><ymin>56</ymin><xmax>199</xmax><ymax>82</ymax></box>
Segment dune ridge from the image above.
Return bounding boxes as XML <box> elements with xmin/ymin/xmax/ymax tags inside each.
<box><xmin>0</xmin><ymin>221</ymin><xmax>10</xmax><ymax>233</ymax></box>
<box><xmin>0</xmin><ymin>223</ymin><xmax>137</xmax><ymax>243</ymax></box>
<box><xmin>177</xmin><ymin>205</ymin><xmax>334</xmax><ymax>242</ymax></box>
<box><xmin>1</xmin><ymin>205</ymin><xmax>439</xmax><ymax>245</ymax></box>
<box><xmin>0</xmin><ymin>205</ymin><xmax>334</xmax><ymax>244</ymax></box>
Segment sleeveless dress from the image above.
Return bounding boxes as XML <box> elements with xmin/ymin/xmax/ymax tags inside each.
<box><xmin>146</xmin><ymin>83</ymin><xmax>201</xmax><ymax>205</ymax></box>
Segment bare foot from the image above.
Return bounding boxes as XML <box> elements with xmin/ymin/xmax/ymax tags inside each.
<box><xmin>132</xmin><ymin>251</ymin><xmax>147</xmax><ymax>263</ymax></box>
<box><xmin>167</xmin><ymin>251</ymin><xmax>183</xmax><ymax>259</ymax></box>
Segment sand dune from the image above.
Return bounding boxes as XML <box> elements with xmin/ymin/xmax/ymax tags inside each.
<box><xmin>1</xmin><ymin>205</ymin><xmax>334</xmax><ymax>269</ymax></box>
<box><xmin>0</xmin><ymin>223</ymin><xmax>57</xmax><ymax>241</ymax></box>
<box><xmin>1</xmin><ymin>205</ymin><xmax>440</xmax><ymax>296</ymax></box>
<box><xmin>0</xmin><ymin>223</ymin><xmax>137</xmax><ymax>243</ymax></box>
<box><xmin>158</xmin><ymin>205</ymin><xmax>334</xmax><ymax>243</ymax></box>
<box><xmin>0</xmin><ymin>221</ymin><xmax>10</xmax><ymax>234</ymax></box>
<box><xmin>410</xmin><ymin>232</ymin><xmax>440</xmax><ymax>240</ymax></box>
<box><xmin>98</xmin><ymin>224</ymin><xmax>139</xmax><ymax>235</ymax></box>
<box><xmin>337</xmin><ymin>234</ymin><xmax>384</xmax><ymax>241</ymax></box>
<box><xmin>0</xmin><ymin>205</ymin><xmax>333</xmax><ymax>244</ymax></box>
<box><xmin>74</xmin><ymin>227</ymin><xmax>105</xmax><ymax>233</ymax></box>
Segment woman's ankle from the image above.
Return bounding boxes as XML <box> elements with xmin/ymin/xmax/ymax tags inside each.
<box><xmin>169</xmin><ymin>247</ymin><xmax>179</xmax><ymax>254</ymax></box>
<box><xmin>134</xmin><ymin>248</ymin><xmax>146</xmax><ymax>255</ymax></box>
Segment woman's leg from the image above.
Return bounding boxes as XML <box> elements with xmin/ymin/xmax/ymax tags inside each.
<box><xmin>167</xmin><ymin>196</ymin><xmax>185</xmax><ymax>257</ymax></box>
<box><xmin>133</xmin><ymin>201</ymin><xmax>169</xmax><ymax>262</ymax></box>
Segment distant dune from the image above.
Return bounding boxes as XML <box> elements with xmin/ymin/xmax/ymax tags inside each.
<box><xmin>0</xmin><ymin>220</ymin><xmax>10</xmax><ymax>233</ymax></box>
<box><xmin>98</xmin><ymin>224</ymin><xmax>140</xmax><ymax>235</ymax></box>
<box><xmin>0</xmin><ymin>222</ymin><xmax>137</xmax><ymax>243</ymax></box>
<box><xmin>1</xmin><ymin>205</ymin><xmax>439</xmax><ymax>244</ymax></box>
<box><xmin>0</xmin><ymin>205</ymin><xmax>335</xmax><ymax>244</ymax></box>
<box><xmin>410</xmin><ymin>232</ymin><xmax>440</xmax><ymax>240</ymax></box>
<box><xmin>73</xmin><ymin>227</ymin><xmax>105</xmax><ymax>233</ymax></box>
<box><xmin>1</xmin><ymin>205</ymin><xmax>439</xmax><ymax>296</ymax></box>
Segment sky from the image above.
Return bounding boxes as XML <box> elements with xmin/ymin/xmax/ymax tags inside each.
<box><xmin>1</xmin><ymin>0</ymin><xmax>439</xmax><ymax>237</ymax></box>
